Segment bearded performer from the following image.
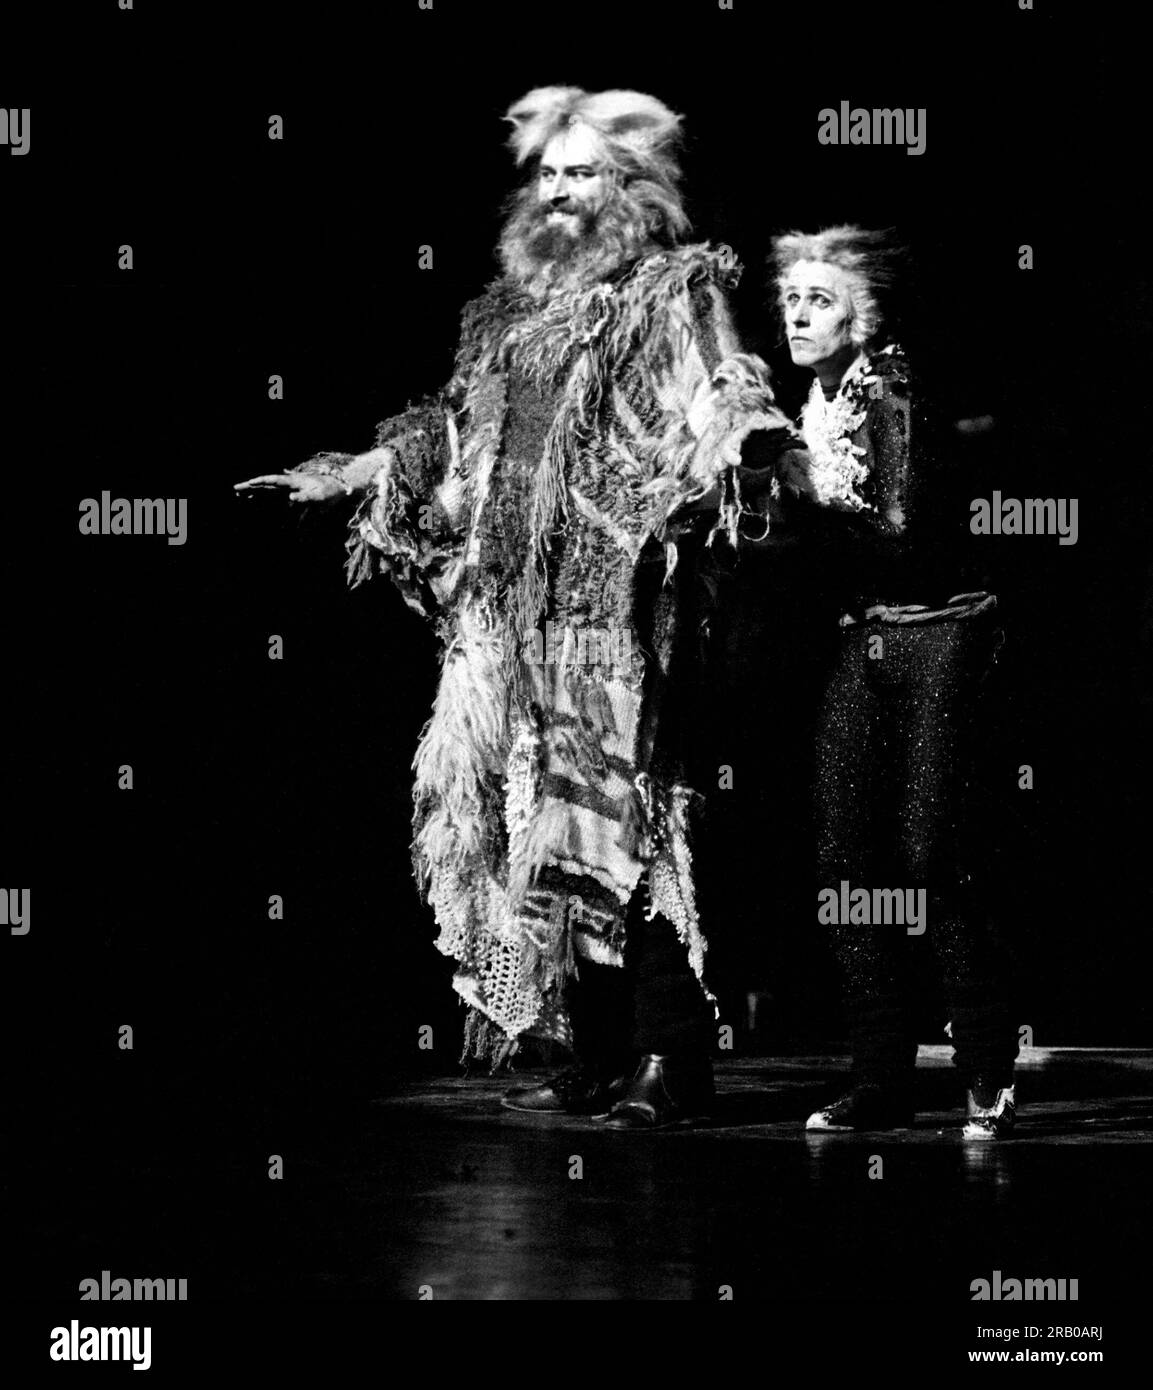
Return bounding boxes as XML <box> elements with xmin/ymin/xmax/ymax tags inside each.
<box><xmin>236</xmin><ymin>88</ymin><xmax>797</xmax><ymax>1129</ymax></box>
<box><xmin>771</xmin><ymin>226</ymin><xmax>1020</xmax><ymax>1139</ymax></box>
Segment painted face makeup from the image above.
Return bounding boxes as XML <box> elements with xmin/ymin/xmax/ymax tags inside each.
<box><xmin>781</xmin><ymin>260</ymin><xmax>858</xmax><ymax>380</ymax></box>
<box><xmin>537</xmin><ymin>124</ymin><xmax>611</xmax><ymax>236</ymax></box>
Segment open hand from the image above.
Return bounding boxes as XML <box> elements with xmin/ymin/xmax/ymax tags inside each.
<box><xmin>233</xmin><ymin>471</ymin><xmax>346</xmax><ymax>503</ymax></box>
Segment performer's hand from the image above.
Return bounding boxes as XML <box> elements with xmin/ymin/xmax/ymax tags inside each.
<box><xmin>775</xmin><ymin>447</ymin><xmax>819</xmax><ymax>502</ymax></box>
<box><xmin>233</xmin><ymin>471</ymin><xmax>346</xmax><ymax>503</ymax></box>
<box><xmin>738</xmin><ymin>425</ymin><xmax>803</xmax><ymax>472</ymax></box>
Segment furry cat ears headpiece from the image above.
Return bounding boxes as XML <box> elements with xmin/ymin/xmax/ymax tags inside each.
<box><xmin>503</xmin><ymin>87</ymin><xmax>684</xmax><ymax>167</ymax></box>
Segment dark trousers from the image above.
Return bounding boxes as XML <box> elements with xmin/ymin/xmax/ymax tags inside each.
<box><xmin>567</xmin><ymin>891</ymin><xmax>715</xmax><ymax>1069</ymax></box>
<box><xmin>815</xmin><ymin>616</ymin><xmax>1018</xmax><ymax>1088</ymax></box>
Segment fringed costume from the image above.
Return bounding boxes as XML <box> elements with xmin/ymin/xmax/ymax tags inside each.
<box><xmin>306</xmin><ymin>244</ymin><xmax>794</xmax><ymax>1064</ymax></box>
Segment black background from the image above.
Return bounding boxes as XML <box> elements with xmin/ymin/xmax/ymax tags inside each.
<box><xmin>3</xmin><ymin>0</ymin><xmax>1149</xmax><ymax>1333</ymax></box>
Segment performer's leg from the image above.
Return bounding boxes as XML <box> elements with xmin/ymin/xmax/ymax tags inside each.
<box><xmin>629</xmin><ymin>908</ymin><xmax>715</xmax><ymax>1057</ymax></box>
<box><xmin>501</xmin><ymin>931</ymin><xmax>636</xmax><ymax>1116</ymax></box>
<box><xmin>604</xmin><ymin>892</ymin><xmax>714</xmax><ymax>1129</ymax></box>
<box><xmin>808</xmin><ymin>627</ymin><xmax>917</xmax><ymax>1130</ymax></box>
<box><xmin>893</xmin><ymin>618</ymin><xmax>1019</xmax><ymax>1132</ymax></box>
<box><xmin>566</xmin><ymin>956</ymin><xmax>636</xmax><ymax>1076</ymax></box>
<box><xmin>934</xmin><ymin>903</ymin><xmax>1018</xmax><ymax>1093</ymax></box>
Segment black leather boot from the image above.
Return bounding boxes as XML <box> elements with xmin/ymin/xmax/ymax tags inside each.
<box><xmin>502</xmin><ymin>1063</ymin><xmax>631</xmax><ymax>1116</ymax></box>
<box><xmin>604</xmin><ymin>1053</ymin><xmax>714</xmax><ymax>1130</ymax></box>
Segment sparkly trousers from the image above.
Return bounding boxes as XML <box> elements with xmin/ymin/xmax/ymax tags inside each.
<box><xmin>815</xmin><ymin>614</ymin><xmax>1018</xmax><ymax>1088</ymax></box>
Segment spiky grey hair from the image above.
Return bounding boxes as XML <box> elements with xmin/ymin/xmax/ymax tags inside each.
<box><xmin>503</xmin><ymin>86</ymin><xmax>690</xmax><ymax>245</ymax></box>
<box><xmin>770</xmin><ymin>225</ymin><xmax>906</xmax><ymax>348</ymax></box>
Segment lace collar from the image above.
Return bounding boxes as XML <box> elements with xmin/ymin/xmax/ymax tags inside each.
<box><xmin>799</xmin><ymin>344</ymin><xmax>905</xmax><ymax>511</ymax></box>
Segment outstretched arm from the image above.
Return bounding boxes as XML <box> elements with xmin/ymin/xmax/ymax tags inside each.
<box><xmin>234</xmin><ymin>445</ymin><xmax>396</xmax><ymax>503</ymax></box>
<box><xmin>234</xmin><ymin>392</ymin><xmax>468</xmax><ymax>617</ymax></box>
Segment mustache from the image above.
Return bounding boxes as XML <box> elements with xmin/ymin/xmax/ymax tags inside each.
<box><xmin>528</xmin><ymin>200</ymin><xmax>598</xmax><ymax>231</ymax></box>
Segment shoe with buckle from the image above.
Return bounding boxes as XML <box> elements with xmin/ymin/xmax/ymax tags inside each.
<box><xmin>962</xmin><ymin>1080</ymin><xmax>1016</xmax><ymax>1140</ymax></box>
<box><xmin>805</xmin><ymin>1082</ymin><xmax>914</xmax><ymax>1132</ymax></box>
<box><xmin>501</xmin><ymin>1063</ymin><xmax>631</xmax><ymax>1116</ymax></box>
<box><xmin>604</xmin><ymin>1054</ymin><xmax>714</xmax><ymax>1130</ymax></box>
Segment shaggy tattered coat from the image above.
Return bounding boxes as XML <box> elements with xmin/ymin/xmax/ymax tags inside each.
<box><xmin>307</xmin><ymin>244</ymin><xmax>792</xmax><ymax>1061</ymax></box>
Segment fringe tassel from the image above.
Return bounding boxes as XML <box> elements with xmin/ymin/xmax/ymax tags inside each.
<box><xmin>459</xmin><ymin>1007</ymin><xmax>519</xmax><ymax>1070</ymax></box>
<box><xmin>411</xmin><ymin>603</ymin><xmax>509</xmax><ymax>886</ymax></box>
<box><xmin>616</xmin><ymin>771</ymin><xmax>655</xmax><ymax>861</ymax></box>
<box><xmin>506</xmin><ymin>799</ymin><xmax>572</xmax><ymax>910</ymax></box>
<box><xmin>344</xmin><ymin>536</ymin><xmax>376</xmax><ymax>589</ymax></box>
<box><xmin>602</xmin><ymin>246</ymin><xmax>740</xmax><ymax>370</ymax></box>
<box><xmin>503</xmin><ymin>715</ymin><xmax>545</xmax><ymax>909</ymax></box>
<box><xmin>647</xmin><ymin>782</ymin><xmax>712</xmax><ymax>998</ymax></box>
<box><xmin>504</xmin><ymin>282</ymin><xmax>616</xmax><ymax>389</ymax></box>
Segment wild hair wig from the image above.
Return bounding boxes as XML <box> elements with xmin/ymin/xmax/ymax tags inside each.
<box><xmin>503</xmin><ymin>86</ymin><xmax>691</xmax><ymax>245</ymax></box>
<box><xmin>769</xmin><ymin>225</ymin><xmax>907</xmax><ymax>348</ymax></box>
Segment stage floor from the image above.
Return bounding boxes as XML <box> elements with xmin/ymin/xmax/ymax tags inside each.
<box><xmin>19</xmin><ymin>1052</ymin><xmax>1151</xmax><ymax>1305</ymax></box>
